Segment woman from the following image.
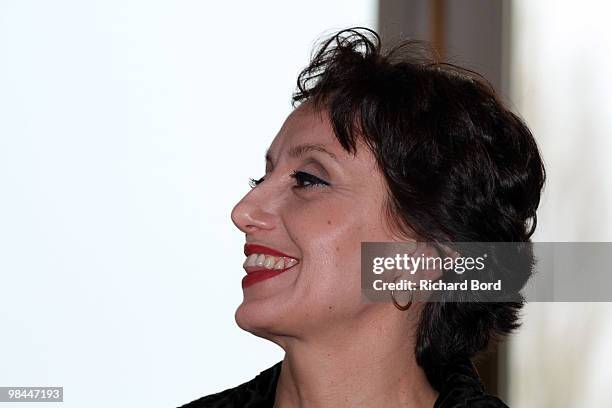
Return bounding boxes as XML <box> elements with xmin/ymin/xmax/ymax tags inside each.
<box><xmin>180</xmin><ymin>27</ymin><xmax>545</xmax><ymax>407</ymax></box>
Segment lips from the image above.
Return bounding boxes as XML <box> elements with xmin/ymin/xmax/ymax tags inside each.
<box><xmin>242</xmin><ymin>243</ymin><xmax>299</xmax><ymax>289</ymax></box>
<box><xmin>244</xmin><ymin>243</ymin><xmax>293</xmax><ymax>258</ymax></box>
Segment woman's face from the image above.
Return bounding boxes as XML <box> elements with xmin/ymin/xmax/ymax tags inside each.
<box><xmin>231</xmin><ymin>104</ymin><xmax>400</xmax><ymax>342</ymax></box>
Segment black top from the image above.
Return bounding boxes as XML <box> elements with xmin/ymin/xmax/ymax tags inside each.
<box><xmin>179</xmin><ymin>358</ymin><xmax>509</xmax><ymax>407</ymax></box>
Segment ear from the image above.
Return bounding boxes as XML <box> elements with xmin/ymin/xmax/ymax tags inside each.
<box><xmin>397</xmin><ymin>241</ymin><xmax>452</xmax><ymax>302</ymax></box>
<box><xmin>414</xmin><ymin>241</ymin><xmax>448</xmax><ymax>280</ymax></box>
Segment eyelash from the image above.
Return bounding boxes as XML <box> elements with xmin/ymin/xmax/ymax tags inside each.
<box><xmin>291</xmin><ymin>170</ymin><xmax>330</xmax><ymax>188</ymax></box>
<box><xmin>248</xmin><ymin>171</ymin><xmax>330</xmax><ymax>189</ymax></box>
<box><xmin>248</xmin><ymin>177</ymin><xmax>263</xmax><ymax>188</ymax></box>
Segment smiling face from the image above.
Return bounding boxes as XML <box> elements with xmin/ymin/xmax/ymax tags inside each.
<box><xmin>231</xmin><ymin>104</ymin><xmax>401</xmax><ymax>343</ymax></box>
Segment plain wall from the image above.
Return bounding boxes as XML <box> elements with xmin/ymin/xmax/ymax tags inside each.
<box><xmin>0</xmin><ymin>2</ymin><xmax>376</xmax><ymax>407</ymax></box>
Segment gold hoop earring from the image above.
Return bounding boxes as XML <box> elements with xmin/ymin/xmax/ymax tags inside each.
<box><xmin>391</xmin><ymin>276</ymin><xmax>413</xmax><ymax>311</ymax></box>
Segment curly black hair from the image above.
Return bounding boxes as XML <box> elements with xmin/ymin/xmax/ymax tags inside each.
<box><xmin>292</xmin><ymin>27</ymin><xmax>546</xmax><ymax>390</ymax></box>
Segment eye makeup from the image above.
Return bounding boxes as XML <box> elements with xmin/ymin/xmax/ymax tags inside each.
<box><xmin>289</xmin><ymin>170</ymin><xmax>330</xmax><ymax>189</ymax></box>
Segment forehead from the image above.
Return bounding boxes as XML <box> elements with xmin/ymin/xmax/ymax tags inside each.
<box><xmin>266</xmin><ymin>104</ymin><xmax>381</xmax><ymax>180</ymax></box>
<box><xmin>268</xmin><ymin>104</ymin><xmax>338</xmax><ymax>153</ymax></box>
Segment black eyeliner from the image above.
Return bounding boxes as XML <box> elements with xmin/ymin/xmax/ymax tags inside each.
<box><xmin>290</xmin><ymin>170</ymin><xmax>330</xmax><ymax>188</ymax></box>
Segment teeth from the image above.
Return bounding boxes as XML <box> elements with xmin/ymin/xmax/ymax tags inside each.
<box><xmin>255</xmin><ymin>254</ymin><xmax>266</xmax><ymax>267</ymax></box>
<box><xmin>264</xmin><ymin>256</ymin><xmax>277</xmax><ymax>269</ymax></box>
<box><xmin>245</xmin><ymin>254</ymin><xmax>258</xmax><ymax>267</ymax></box>
<box><xmin>274</xmin><ymin>258</ymin><xmax>285</xmax><ymax>269</ymax></box>
<box><xmin>245</xmin><ymin>253</ymin><xmax>298</xmax><ymax>270</ymax></box>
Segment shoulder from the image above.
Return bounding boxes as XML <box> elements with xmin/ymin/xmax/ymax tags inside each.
<box><xmin>433</xmin><ymin>358</ymin><xmax>509</xmax><ymax>408</ymax></box>
<box><xmin>178</xmin><ymin>361</ymin><xmax>282</xmax><ymax>408</ymax></box>
<box><xmin>435</xmin><ymin>391</ymin><xmax>508</xmax><ymax>408</ymax></box>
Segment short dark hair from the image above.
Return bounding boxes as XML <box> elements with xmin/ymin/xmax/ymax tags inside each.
<box><xmin>292</xmin><ymin>27</ymin><xmax>546</xmax><ymax>389</ymax></box>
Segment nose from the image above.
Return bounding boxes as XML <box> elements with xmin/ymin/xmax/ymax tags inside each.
<box><xmin>231</xmin><ymin>189</ymin><xmax>276</xmax><ymax>234</ymax></box>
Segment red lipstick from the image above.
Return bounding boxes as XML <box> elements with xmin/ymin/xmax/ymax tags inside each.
<box><xmin>242</xmin><ymin>244</ymin><xmax>299</xmax><ymax>289</ymax></box>
<box><xmin>244</xmin><ymin>243</ymin><xmax>292</xmax><ymax>258</ymax></box>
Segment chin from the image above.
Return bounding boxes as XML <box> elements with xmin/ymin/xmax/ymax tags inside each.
<box><xmin>234</xmin><ymin>297</ymin><xmax>295</xmax><ymax>341</ymax></box>
<box><xmin>235</xmin><ymin>295</ymin><xmax>336</xmax><ymax>345</ymax></box>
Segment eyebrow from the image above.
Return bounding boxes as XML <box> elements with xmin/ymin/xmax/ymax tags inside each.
<box><xmin>265</xmin><ymin>143</ymin><xmax>338</xmax><ymax>165</ymax></box>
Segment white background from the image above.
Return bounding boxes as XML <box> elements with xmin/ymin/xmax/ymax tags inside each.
<box><xmin>508</xmin><ymin>1</ymin><xmax>612</xmax><ymax>406</ymax></box>
<box><xmin>0</xmin><ymin>1</ymin><xmax>376</xmax><ymax>407</ymax></box>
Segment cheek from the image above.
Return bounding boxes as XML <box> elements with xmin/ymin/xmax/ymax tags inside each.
<box><xmin>283</xmin><ymin>193</ymin><xmax>389</xmax><ymax>297</ymax></box>
<box><xmin>290</xmin><ymin>213</ymin><xmax>365</xmax><ymax>299</ymax></box>
<box><xmin>291</xmin><ymin>204</ymin><xmax>363</xmax><ymax>263</ymax></box>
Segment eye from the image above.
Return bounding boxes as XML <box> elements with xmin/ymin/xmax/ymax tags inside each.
<box><xmin>248</xmin><ymin>177</ymin><xmax>265</xmax><ymax>188</ymax></box>
<box><xmin>290</xmin><ymin>170</ymin><xmax>330</xmax><ymax>189</ymax></box>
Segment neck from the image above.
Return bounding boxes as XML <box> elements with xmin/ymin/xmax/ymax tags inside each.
<box><xmin>271</xmin><ymin>306</ymin><xmax>438</xmax><ymax>408</ymax></box>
